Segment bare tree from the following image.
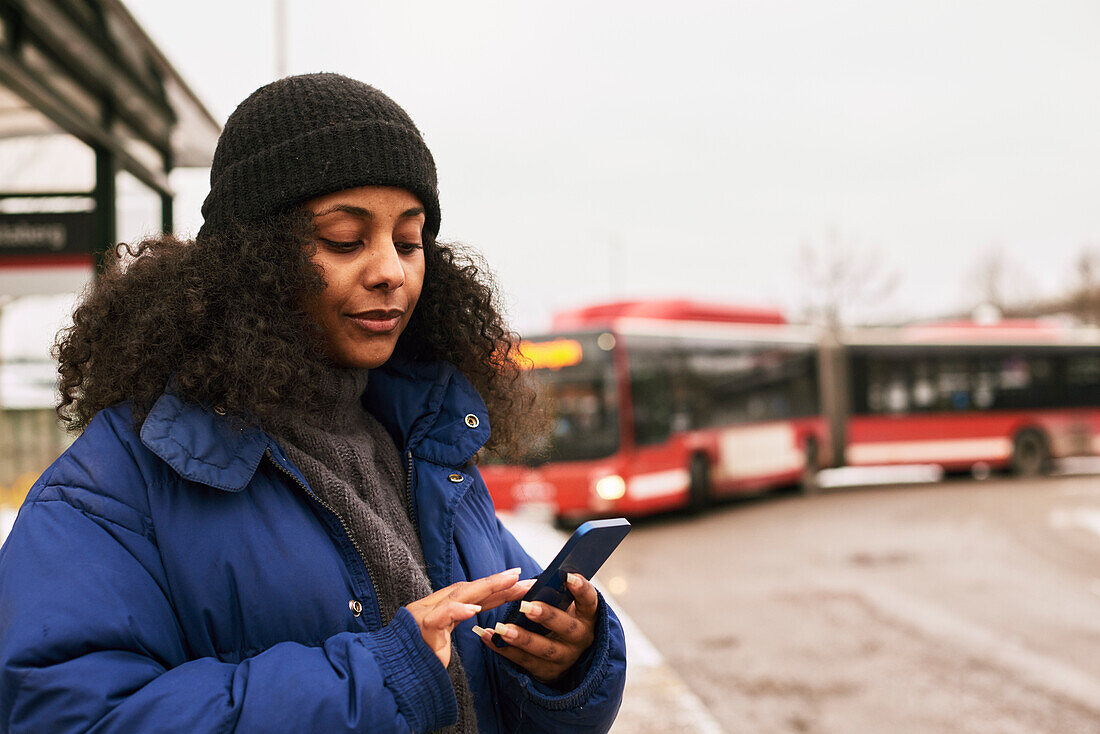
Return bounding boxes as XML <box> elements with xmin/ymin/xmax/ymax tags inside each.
<box><xmin>964</xmin><ymin>245</ymin><xmax>1036</xmax><ymax>313</ymax></box>
<box><xmin>795</xmin><ymin>229</ymin><xmax>899</xmax><ymax>331</ymax></box>
<box><xmin>1069</xmin><ymin>246</ymin><xmax>1100</xmax><ymax>325</ymax></box>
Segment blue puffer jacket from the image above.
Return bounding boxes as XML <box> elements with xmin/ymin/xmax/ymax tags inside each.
<box><xmin>0</xmin><ymin>358</ymin><xmax>626</xmax><ymax>733</ymax></box>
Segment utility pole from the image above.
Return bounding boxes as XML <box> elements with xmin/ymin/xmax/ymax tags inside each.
<box><xmin>274</xmin><ymin>0</ymin><xmax>289</xmax><ymax>78</ymax></box>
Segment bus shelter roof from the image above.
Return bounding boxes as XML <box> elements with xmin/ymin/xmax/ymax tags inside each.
<box><xmin>0</xmin><ymin>0</ymin><xmax>220</xmax><ymax>196</ymax></box>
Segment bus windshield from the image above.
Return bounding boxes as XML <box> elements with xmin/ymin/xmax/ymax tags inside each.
<box><xmin>520</xmin><ymin>333</ymin><xmax>620</xmax><ymax>463</ymax></box>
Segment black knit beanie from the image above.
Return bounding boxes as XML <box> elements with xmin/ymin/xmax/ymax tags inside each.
<box><xmin>198</xmin><ymin>73</ymin><xmax>440</xmax><ymax>239</ymax></box>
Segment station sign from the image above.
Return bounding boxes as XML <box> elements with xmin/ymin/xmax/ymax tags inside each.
<box><xmin>0</xmin><ymin>212</ymin><xmax>94</xmax><ymax>263</ymax></box>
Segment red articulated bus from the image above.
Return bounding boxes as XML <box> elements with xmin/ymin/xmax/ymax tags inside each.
<box><xmin>479</xmin><ymin>300</ymin><xmax>830</xmax><ymax>522</ymax></box>
<box><xmin>834</xmin><ymin>320</ymin><xmax>1100</xmax><ymax>477</ymax></box>
<box><xmin>483</xmin><ymin>301</ymin><xmax>1100</xmax><ymax>521</ymax></box>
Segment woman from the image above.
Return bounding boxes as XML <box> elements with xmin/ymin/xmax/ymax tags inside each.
<box><xmin>0</xmin><ymin>73</ymin><xmax>626</xmax><ymax>733</ymax></box>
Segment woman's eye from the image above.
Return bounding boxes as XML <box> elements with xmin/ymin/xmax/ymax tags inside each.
<box><xmin>319</xmin><ymin>238</ymin><xmax>362</xmax><ymax>250</ymax></box>
<box><xmin>396</xmin><ymin>241</ymin><xmax>423</xmax><ymax>254</ymax></box>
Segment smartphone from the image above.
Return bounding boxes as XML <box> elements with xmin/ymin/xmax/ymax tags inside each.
<box><xmin>492</xmin><ymin>517</ymin><xmax>631</xmax><ymax>647</ymax></box>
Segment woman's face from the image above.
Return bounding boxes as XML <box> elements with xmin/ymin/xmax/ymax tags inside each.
<box><xmin>304</xmin><ymin>186</ymin><xmax>427</xmax><ymax>368</ymax></box>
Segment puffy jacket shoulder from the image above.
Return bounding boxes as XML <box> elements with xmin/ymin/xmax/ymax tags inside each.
<box><xmin>29</xmin><ymin>403</ymin><xmax>168</xmax><ymax>538</ymax></box>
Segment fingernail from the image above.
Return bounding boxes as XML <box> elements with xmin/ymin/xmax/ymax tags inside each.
<box><xmin>519</xmin><ymin>600</ymin><xmax>539</xmax><ymax>618</ymax></box>
<box><xmin>471</xmin><ymin>625</ymin><xmax>488</xmax><ymax>637</ymax></box>
<box><xmin>494</xmin><ymin>622</ymin><xmax>516</xmax><ymax>640</ymax></box>
<box><xmin>501</xmin><ymin>567</ymin><xmax>522</xmax><ymax>578</ymax></box>
<box><xmin>567</xmin><ymin>573</ymin><xmax>583</xmax><ymax>587</ymax></box>
<box><xmin>465</xmin><ymin>604</ymin><xmax>482</xmax><ymax>614</ymax></box>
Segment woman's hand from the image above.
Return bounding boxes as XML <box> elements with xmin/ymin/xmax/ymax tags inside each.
<box><xmin>473</xmin><ymin>572</ymin><xmax>599</xmax><ymax>686</ymax></box>
<box><xmin>405</xmin><ymin>568</ymin><xmax>534</xmax><ymax>669</ymax></box>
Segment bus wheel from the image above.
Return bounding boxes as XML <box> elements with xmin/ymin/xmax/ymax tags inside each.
<box><xmin>1011</xmin><ymin>430</ymin><xmax>1050</xmax><ymax>477</ymax></box>
<box><xmin>800</xmin><ymin>438</ymin><xmax>820</xmax><ymax>496</ymax></box>
<box><xmin>688</xmin><ymin>454</ymin><xmax>711</xmax><ymax>513</ymax></box>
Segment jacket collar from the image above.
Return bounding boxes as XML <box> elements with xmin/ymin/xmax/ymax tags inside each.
<box><xmin>364</xmin><ymin>354</ymin><xmax>490</xmax><ymax>467</ymax></box>
<box><xmin>139</xmin><ymin>393</ymin><xmax>270</xmax><ymax>492</ymax></box>
<box><xmin>139</xmin><ymin>356</ymin><xmax>491</xmax><ymax>492</ymax></box>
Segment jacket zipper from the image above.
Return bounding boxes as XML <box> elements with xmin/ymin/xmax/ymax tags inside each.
<box><xmin>404</xmin><ymin>450</ymin><xmax>420</xmax><ymax>543</ymax></box>
<box><xmin>265</xmin><ymin>448</ymin><xmax>381</xmax><ymax>623</ymax></box>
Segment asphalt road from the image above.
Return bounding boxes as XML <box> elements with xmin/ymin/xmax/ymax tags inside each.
<box><xmin>598</xmin><ymin>475</ymin><xmax>1100</xmax><ymax>734</ymax></box>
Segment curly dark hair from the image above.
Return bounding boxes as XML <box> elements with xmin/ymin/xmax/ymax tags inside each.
<box><xmin>54</xmin><ymin>209</ymin><xmax>546</xmax><ymax>458</ymax></box>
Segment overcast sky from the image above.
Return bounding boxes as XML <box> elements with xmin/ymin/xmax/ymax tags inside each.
<box><xmin>128</xmin><ymin>0</ymin><xmax>1100</xmax><ymax>332</ymax></box>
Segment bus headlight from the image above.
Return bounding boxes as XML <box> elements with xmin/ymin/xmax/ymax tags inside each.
<box><xmin>594</xmin><ymin>474</ymin><xmax>627</xmax><ymax>501</ymax></box>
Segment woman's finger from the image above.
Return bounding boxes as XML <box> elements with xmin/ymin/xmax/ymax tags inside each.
<box><xmin>489</xmin><ymin>622</ymin><xmax>569</xmax><ymax>665</ymax></box>
<box><xmin>471</xmin><ymin>626</ymin><xmax>556</xmax><ymax>680</ymax></box>
<box><xmin>423</xmin><ymin>600</ymin><xmax>482</xmax><ymax>630</ymax></box>
<box><xmin>444</xmin><ymin>567</ymin><xmax>524</xmax><ymax>606</ymax></box>
<box><xmin>566</xmin><ymin>573</ymin><xmax>600</xmax><ymax>619</ymax></box>
<box><xmin>478</xmin><ymin>578</ymin><xmax>536</xmax><ymax>610</ymax></box>
<box><xmin>517</xmin><ymin>600</ymin><xmax>591</xmax><ymax>644</ymax></box>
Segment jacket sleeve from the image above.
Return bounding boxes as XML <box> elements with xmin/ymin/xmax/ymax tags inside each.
<box><xmin>488</xmin><ymin>519</ymin><xmax>627</xmax><ymax>734</ymax></box>
<box><xmin>0</xmin><ymin>491</ymin><xmax>457</xmax><ymax>734</ymax></box>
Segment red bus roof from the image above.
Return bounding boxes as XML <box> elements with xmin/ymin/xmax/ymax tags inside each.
<box><xmin>914</xmin><ymin>318</ymin><xmax>1058</xmax><ymax>331</ymax></box>
<box><xmin>550</xmin><ymin>299</ymin><xmax>787</xmax><ymax>330</ymax></box>
<box><xmin>847</xmin><ymin>317</ymin><xmax>1100</xmax><ymax>346</ymax></box>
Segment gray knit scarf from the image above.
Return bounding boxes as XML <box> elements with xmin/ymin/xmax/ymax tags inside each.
<box><xmin>267</xmin><ymin>368</ymin><xmax>478</xmax><ymax>733</ymax></box>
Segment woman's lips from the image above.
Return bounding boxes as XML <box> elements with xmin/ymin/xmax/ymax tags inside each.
<box><xmin>347</xmin><ymin>310</ymin><xmax>404</xmax><ymax>334</ymax></box>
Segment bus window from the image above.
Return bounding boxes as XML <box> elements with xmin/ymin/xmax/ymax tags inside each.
<box><xmin>885</xmin><ymin>378</ymin><xmax>909</xmax><ymax>413</ymax></box>
<box><xmin>913</xmin><ymin>362</ymin><xmax>936</xmax><ymax>408</ymax></box>
<box><xmin>867</xmin><ymin>382</ymin><xmax>883</xmax><ymax>413</ymax></box>
<box><xmin>974</xmin><ymin>372</ymin><xmax>995</xmax><ymax>409</ymax></box>
<box><xmin>937</xmin><ymin>361</ymin><xmax>970</xmax><ymax>411</ymax></box>
<box><xmin>628</xmin><ymin>338</ymin><xmax>818</xmax><ymax>429</ymax></box>
<box><xmin>999</xmin><ymin>356</ymin><xmax>1030</xmax><ymax>390</ymax></box>
<box><xmin>631</xmin><ymin>376</ymin><xmax>673</xmax><ymax>446</ymax></box>
<box><xmin>1068</xmin><ymin>354</ymin><xmax>1100</xmax><ymax>385</ymax></box>
<box><xmin>628</xmin><ymin>354</ymin><xmax>674</xmax><ymax>447</ymax></box>
<box><xmin>852</xmin><ymin>345</ymin><xmax>1100</xmax><ymax>416</ymax></box>
<box><xmin>1068</xmin><ymin>354</ymin><xmax>1100</xmax><ymax>407</ymax></box>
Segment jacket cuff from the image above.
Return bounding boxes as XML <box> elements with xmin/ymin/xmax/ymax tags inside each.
<box><xmin>365</xmin><ymin>607</ymin><xmax>458</xmax><ymax>731</ymax></box>
<box><xmin>498</xmin><ymin>590</ymin><xmax>614</xmax><ymax>711</ymax></box>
